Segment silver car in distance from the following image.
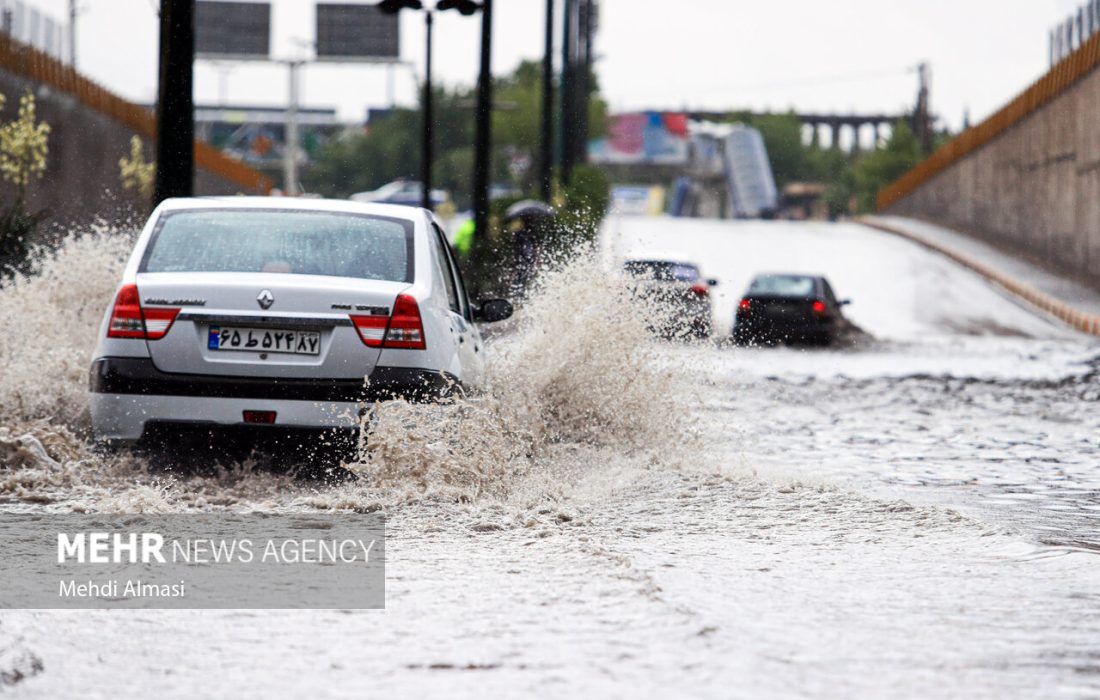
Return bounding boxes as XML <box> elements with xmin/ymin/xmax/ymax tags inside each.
<box><xmin>89</xmin><ymin>197</ymin><xmax>512</xmax><ymax>443</ymax></box>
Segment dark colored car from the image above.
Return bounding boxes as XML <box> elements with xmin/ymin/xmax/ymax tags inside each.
<box><xmin>732</xmin><ymin>273</ymin><xmax>852</xmax><ymax>346</ymax></box>
<box><xmin>623</xmin><ymin>259</ymin><xmax>716</xmax><ymax>339</ymax></box>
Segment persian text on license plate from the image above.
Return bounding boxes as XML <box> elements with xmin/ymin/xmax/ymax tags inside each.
<box><xmin>208</xmin><ymin>327</ymin><xmax>321</xmax><ymax>355</ymax></box>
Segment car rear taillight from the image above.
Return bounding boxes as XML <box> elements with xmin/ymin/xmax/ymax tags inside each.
<box><xmin>689</xmin><ymin>283</ymin><xmax>709</xmax><ymax>297</ymax></box>
<box><xmin>107</xmin><ymin>284</ymin><xmax>144</xmax><ymax>338</ymax></box>
<box><xmin>350</xmin><ymin>314</ymin><xmax>388</xmax><ymax>347</ymax></box>
<box><xmin>106</xmin><ymin>284</ymin><xmax>179</xmax><ymax>340</ymax></box>
<box><xmin>142</xmin><ymin>308</ymin><xmax>179</xmax><ymax>340</ymax></box>
<box><xmin>811</xmin><ymin>300</ymin><xmax>827</xmax><ymax>314</ymax></box>
<box><xmin>384</xmin><ymin>294</ymin><xmax>426</xmax><ymax>349</ymax></box>
<box><xmin>738</xmin><ymin>298</ymin><xmax>752</xmax><ymax>314</ymax></box>
<box><xmin>350</xmin><ymin>294</ymin><xmax>427</xmax><ymax>350</ymax></box>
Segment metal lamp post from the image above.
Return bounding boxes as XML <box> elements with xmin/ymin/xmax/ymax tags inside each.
<box><xmin>378</xmin><ymin>0</ymin><xmax>482</xmax><ymax>211</ymax></box>
<box><xmin>154</xmin><ymin>0</ymin><xmax>195</xmax><ymax>205</ymax></box>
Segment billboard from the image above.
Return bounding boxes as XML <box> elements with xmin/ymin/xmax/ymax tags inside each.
<box><xmin>588</xmin><ymin>112</ymin><xmax>690</xmax><ymax>165</ymax></box>
<box><xmin>196</xmin><ymin>1</ymin><xmax>272</xmax><ymax>59</ymax></box>
<box><xmin>315</xmin><ymin>3</ymin><xmax>400</xmax><ymax>60</ymax></box>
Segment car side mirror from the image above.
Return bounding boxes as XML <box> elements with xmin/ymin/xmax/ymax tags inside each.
<box><xmin>706</xmin><ymin>278</ymin><xmax>719</xmax><ymax>287</ymax></box>
<box><xmin>839</xmin><ymin>299</ymin><xmax>852</xmax><ymax>306</ymax></box>
<box><xmin>474</xmin><ymin>298</ymin><xmax>514</xmax><ymax>323</ymax></box>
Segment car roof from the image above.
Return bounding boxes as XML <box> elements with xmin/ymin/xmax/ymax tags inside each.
<box><xmin>624</xmin><ymin>258</ymin><xmax>699</xmax><ymax>268</ymax></box>
<box><xmin>752</xmin><ymin>272</ymin><xmax>824</xmax><ymax>281</ymax></box>
<box><xmin>154</xmin><ymin>196</ymin><xmax>426</xmax><ymax>222</ymax></box>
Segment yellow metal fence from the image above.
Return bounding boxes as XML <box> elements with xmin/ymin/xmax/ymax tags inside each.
<box><xmin>877</xmin><ymin>29</ymin><xmax>1100</xmax><ymax>211</ymax></box>
<box><xmin>0</xmin><ymin>35</ymin><xmax>273</xmax><ymax>195</ymax></box>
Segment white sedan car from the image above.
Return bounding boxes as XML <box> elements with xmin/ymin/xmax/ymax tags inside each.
<box><xmin>89</xmin><ymin>197</ymin><xmax>512</xmax><ymax>443</ymax></box>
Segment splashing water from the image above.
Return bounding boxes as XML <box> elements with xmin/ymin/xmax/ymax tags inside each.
<box><xmin>0</xmin><ymin>234</ymin><xmax>702</xmax><ymax>512</ymax></box>
<box><xmin>0</xmin><ymin>231</ymin><xmax>133</xmax><ymax>429</ymax></box>
<box><xmin>349</xmin><ymin>252</ymin><xmax>702</xmax><ymax>501</ymax></box>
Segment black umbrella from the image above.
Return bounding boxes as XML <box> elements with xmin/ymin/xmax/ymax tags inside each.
<box><xmin>505</xmin><ymin>200</ymin><xmax>555</xmax><ymax>221</ymax></box>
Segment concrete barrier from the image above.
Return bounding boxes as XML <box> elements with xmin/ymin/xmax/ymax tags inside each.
<box><xmin>858</xmin><ymin>217</ymin><xmax>1100</xmax><ymax>337</ymax></box>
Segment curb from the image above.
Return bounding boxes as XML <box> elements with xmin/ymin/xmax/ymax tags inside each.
<box><xmin>856</xmin><ymin>217</ymin><xmax>1100</xmax><ymax>337</ymax></box>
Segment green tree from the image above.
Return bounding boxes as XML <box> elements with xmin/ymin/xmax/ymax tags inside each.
<box><xmin>742</xmin><ymin>112</ymin><xmax>813</xmax><ymax>189</ymax></box>
<box><xmin>306</xmin><ymin>60</ymin><xmax>609</xmax><ymax>208</ymax></box>
<box><xmin>119</xmin><ymin>135</ymin><xmax>155</xmax><ymax>205</ymax></box>
<box><xmin>0</xmin><ymin>91</ymin><xmax>50</xmax><ymax>275</ymax></box>
<box><xmin>305</xmin><ymin>84</ymin><xmax>476</xmax><ymax>203</ymax></box>
<box><xmin>806</xmin><ymin>147</ymin><xmax>856</xmax><ymax>218</ymax></box>
<box><xmin>851</xmin><ymin>121</ymin><xmax>922</xmax><ymax>212</ymax></box>
<box><xmin>557</xmin><ymin>164</ymin><xmax>610</xmax><ymax>246</ymax></box>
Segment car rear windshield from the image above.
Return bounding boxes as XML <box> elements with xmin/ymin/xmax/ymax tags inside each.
<box><xmin>623</xmin><ymin>260</ymin><xmax>699</xmax><ymax>282</ymax></box>
<box><xmin>748</xmin><ymin>275</ymin><xmax>816</xmax><ymax>297</ymax></box>
<box><xmin>141</xmin><ymin>209</ymin><xmax>415</xmax><ymax>282</ymax></box>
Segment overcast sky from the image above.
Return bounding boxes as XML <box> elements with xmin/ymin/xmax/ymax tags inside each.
<box><xmin>24</xmin><ymin>0</ymin><xmax>1088</xmax><ymax>130</ymax></box>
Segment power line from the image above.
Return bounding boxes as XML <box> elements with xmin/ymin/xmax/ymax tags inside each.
<box><xmin>669</xmin><ymin>65</ymin><xmax>917</xmax><ymax>96</ymax></box>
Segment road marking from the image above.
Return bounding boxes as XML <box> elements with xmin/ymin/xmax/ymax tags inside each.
<box><xmin>857</xmin><ymin>217</ymin><xmax>1100</xmax><ymax>337</ymax></box>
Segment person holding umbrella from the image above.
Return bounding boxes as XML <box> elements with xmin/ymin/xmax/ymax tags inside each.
<box><xmin>505</xmin><ymin>200</ymin><xmax>555</xmax><ymax>298</ymax></box>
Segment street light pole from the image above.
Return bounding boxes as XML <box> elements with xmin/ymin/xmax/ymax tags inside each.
<box><xmin>379</xmin><ymin>0</ymin><xmax>482</xmax><ymax>212</ymax></box>
<box><xmin>421</xmin><ymin>11</ymin><xmax>434</xmax><ymax>210</ymax></box>
<box><xmin>559</xmin><ymin>0</ymin><xmax>574</xmax><ymax>186</ymax></box>
<box><xmin>471</xmin><ymin>0</ymin><xmax>492</xmax><ymax>245</ymax></box>
<box><xmin>539</xmin><ymin>0</ymin><xmax>554</xmax><ymax>202</ymax></box>
<box><xmin>154</xmin><ymin>0</ymin><xmax>195</xmax><ymax>205</ymax></box>
<box><xmin>283</xmin><ymin>60</ymin><xmax>303</xmax><ymax>196</ymax></box>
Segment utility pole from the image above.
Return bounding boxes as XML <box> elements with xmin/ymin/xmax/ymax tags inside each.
<box><xmin>68</xmin><ymin>0</ymin><xmax>77</xmax><ymax>68</ymax></box>
<box><xmin>577</xmin><ymin>0</ymin><xmax>594</xmax><ymax>159</ymax></box>
<box><xmin>154</xmin><ymin>0</ymin><xmax>195</xmax><ymax>205</ymax></box>
<box><xmin>539</xmin><ymin>0</ymin><xmax>554</xmax><ymax>202</ymax></box>
<box><xmin>421</xmin><ymin>11</ymin><xmax>434</xmax><ymax>209</ymax></box>
<box><xmin>559</xmin><ymin>0</ymin><xmax>574</xmax><ymax>186</ymax></box>
<box><xmin>380</xmin><ymin>0</ymin><xmax>482</xmax><ymax>211</ymax></box>
<box><xmin>914</xmin><ymin>62</ymin><xmax>932</xmax><ymax>155</ymax></box>
<box><xmin>283</xmin><ymin>60</ymin><xmax>303</xmax><ymax>196</ymax></box>
<box><xmin>471</xmin><ymin>0</ymin><xmax>493</xmax><ymax>242</ymax></box>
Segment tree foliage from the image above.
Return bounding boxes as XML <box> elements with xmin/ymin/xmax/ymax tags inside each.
<box><xmin>0</xmin><ymin>91</ymin><xmax>50</xmax><ymax>276</ymax></box>
<box><xmin>306</xmin><ymin>84</ymin><xmax>470</xmax><ymax>203</ymax></box>
<box><xmin>0</xmin><ymin>92</ymin><xmax>50</xmax><ymax>205</ymax></box>
<box><xmin>305</xmin><ymin>60</ymin><xmax>609</xmax><ymax>210</ymax></box>
<box><xmin>851</xmin><ymin>121</ymin><xmax>923</xmax><ymax>212</ymax></box>
<box><xmin>119</xmin><ymin>136</ymin><xmax>156</xmax><ymax>203</ymax></box>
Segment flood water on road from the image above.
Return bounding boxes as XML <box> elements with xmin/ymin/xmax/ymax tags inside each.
<box><xmin>0</xmin><ymin>218</ymin><xmax>1098</xmax><ymax>698</ymax></box>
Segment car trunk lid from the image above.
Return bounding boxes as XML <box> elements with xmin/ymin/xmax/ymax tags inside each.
<box><xmin>136</xmin><ymin>272</ymin><xmax>405</xmax><ymax>379</ymax></box>
<box><xmin>747</xmin><ymin>295</ymin><xmax>817</xmax><ymax>321</ymax></box>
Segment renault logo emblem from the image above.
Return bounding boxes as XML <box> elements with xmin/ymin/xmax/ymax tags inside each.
<box><xmin>257</xmin><ymin>289</ymin><xmax>274</xmax><ymax>309</ymax></box>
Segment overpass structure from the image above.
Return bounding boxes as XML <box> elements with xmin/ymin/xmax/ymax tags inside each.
<box><xmin>686</xmin><ymin>63</ymin><xmax>935</xmax><ymax>154</ymax></box>
<box><xmin>686</xmin><ymin>110</ymin><xmax>911</xmax><ymax>153</ymax></box>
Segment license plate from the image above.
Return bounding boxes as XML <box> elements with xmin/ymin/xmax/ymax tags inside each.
<box><xmin>767</xmin><ymin>305</ymin><xmax>798</xmax><ymax>318</ymax></box>
<box><xmin>208</xmin><ymin>327</ymin><xmax>321</xmax><ymax>355</ymax></box>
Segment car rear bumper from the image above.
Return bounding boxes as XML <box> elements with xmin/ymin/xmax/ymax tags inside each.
<box><xmin>90</xmin><ymin>393</ymin><xmax>362</xmax><ymax>441</ymax></box>
<box><xmin>733</xmin><ymin>317</ymin><xmax>834</xmax><ymax>341</ymax></box>
<box><xmin>88</xmin><ymin>357</ymin><xmax>457</xmax><ymax>441</ymax></box>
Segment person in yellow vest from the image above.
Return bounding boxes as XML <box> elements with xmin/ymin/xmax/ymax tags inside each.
<box><xmin>453</xmin><ymin>218</ymin><xmax>475</xmax><ymax>259</ymax></box>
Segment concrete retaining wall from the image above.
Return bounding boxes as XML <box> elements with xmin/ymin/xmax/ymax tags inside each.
<box><xmin>881</xmin><ymin>33</ymin><xmax>1100</xmax><ymax>290</ymax></box>
<box><xmin>0</xmin><ymin>69</ymin><xmax>246</xmax><ymax>225</ymax></box>
<box><xmin>0</xmin><ymin>35</ymin><xmax>271</xmax><ymax>228</ymax></box>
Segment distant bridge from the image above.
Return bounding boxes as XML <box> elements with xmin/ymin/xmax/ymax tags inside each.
<box><xmin>686</xmin><ymin>110</ymin><xmax>916</xmax><ymax>153</ymax></box>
